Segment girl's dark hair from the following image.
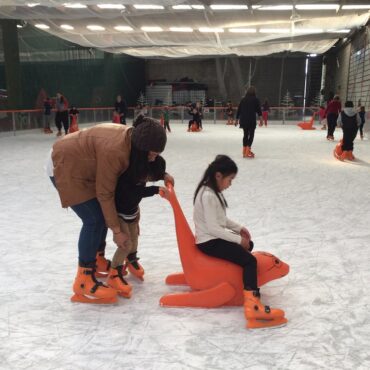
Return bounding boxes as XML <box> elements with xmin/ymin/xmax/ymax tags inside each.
<box><xmin>193</xmin><ymin>155</ymin><xmax>238</xmax><ymax>208</ymax></box>
<box><xmin>126</xmin><ymin>146</ymin><xmax>150</xmax><ymax>183</ymax></box>
<box><xmin>148</xmin><ymin>155</ymin><xmax>166</xmax><ymax>182</ymax></box>
<box><xmin>344</xmin><ymin>100</ymin><xmax>354</xmax><ymax>108</ymax></box>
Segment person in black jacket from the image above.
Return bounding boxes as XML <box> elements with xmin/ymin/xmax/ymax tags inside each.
<box><xmin>114</xmin><ymin>95</ymin><xmax>128</xmax><ymax>125</ymax></box>
<box><xmin>110</xmin><ymin>155</ymin><xmax>169</xmax><ymax>292</ymax></box>
<box><xmin>236</xmin><ymin>86</ymin><xmax>263</xmax><ymax>158</ymax></box>
<box><xmin>334</xmin><ymin>101</ymin><xmax>361</xmax><ymax>161</ymax></box>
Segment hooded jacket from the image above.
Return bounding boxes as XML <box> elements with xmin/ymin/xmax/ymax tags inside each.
<box><xmin>337</xmin><ymin>108</ymin><xmax>361</xmax><ymax>128</ymax></box>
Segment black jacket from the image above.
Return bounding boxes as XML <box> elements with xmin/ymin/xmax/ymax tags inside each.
<box><xmin>114</xmin><ymin>100</ymin><xmax>128</xmax><ymax>116</ymax></box>
<box><xmin>236</xmin><ymin>95</ymin><xmax>262</xmax><ymax>127</ymax></box>
<box><xmin>115</xmin><ymin>172</ymin><xmax>159</xmax><ymax>216</ymax></box>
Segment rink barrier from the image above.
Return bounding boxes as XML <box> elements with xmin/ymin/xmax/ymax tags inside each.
<box><xmin>0</xmin><ymin>105</ymin><xmax>334</xmax><ymax>135</ymax></box>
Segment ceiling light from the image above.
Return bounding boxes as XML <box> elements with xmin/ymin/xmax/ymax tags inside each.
<box><xmin>192</xmin><ymin>5</ymin><xmax>205</xmax><ymax>9</ymax></box>
<box><xmin>258</xmin><ymin>5</ymin><xmax>293</xmax><ymax>11</ymax></box>
<box><xmin>87</xmin><ymin>25</ymin><xmax>105</xmax><ymax>31</ymax></box>
<box><xmin>327</xmin><ymin>29</ymin><xmax>351</xmax><ymax>33</ymax></box>
<box><xmin>60</xmin><ymin>24</ymin><xmax>74</xmax><ymax>30</ymax></box>
<box><xmin>35</xmin><ymin>24</ymin><xmax>50</xmax><ymax>29</ymax></box>
<box><xmin>294</xmin><ymin>28</ymin><xmax>324</xmax><ymax>34</ymax></box>
<box><xmin>17</xmin><ymin>24</ymin><xmax>23</xmax><ymax>28</ymax></box>
<box><xmin>296</xmin><ymin>4</ymin><xmax>340</xmax><ymax>10</ymax></box>
<box><xmin>97</xmin><ymin>4</ymin><xmax>125</xmax><ymax>9</ymax></box>
<box><xmin>169</xmin><ymin>27</ymin><xmax>193</xmax><ymax>32</ymax></box>
<box><xmin>114</xmin><ymin>26</ymin><xmax>133</xmax><ymax>31</ymax></box>
<box><xmin>199</xmin><ymin>27</ymin><xmax>224</xmax><ymax>33</ymax></box>
<box><xmin>210</xmin><ymin>5</ymin><xmax>248</xmax><ymax>10</ymax></box>
<box><xmin>141</xmin><ymin>26</ymin><xmax>163</xmax><ymax>32</ymax></box>
<box><xmin>27</xmin><ymin>2</ymin><xmax>40</xmax><ymax>6</ymax></box>
<box><xmin>228</xmin><ymin>28</ymin><xmax>256</xmax><ymax>33</ymax></box>
<box><xmin>259</xmin><ymin>28</ymin><xmax>290</xmax><ymax>33</ymax></box>
<box><xmin>309</xmin><ymin>54</ymin><xmax>317</xmax><ymax>57</ymax></box>
<box><xmin>134</xmin><ymin>5</ymin><xmax>164</xmax><ymax>10</ymax></box>
<box><xmin>172</xmin><ymin>5</ymin><xmax>191</xmax><ymax>10</ymax></box>
<box><xmin>63</xmin><ymin>3</ymin><xmax>87</xmax><ymax>8</ymax></box>
<box><xmin>342</xmin><ymin>5</ymin><xmax>370</xmax><ymax>10</ymax></box>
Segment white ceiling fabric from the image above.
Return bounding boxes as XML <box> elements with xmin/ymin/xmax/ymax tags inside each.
<box><xmin>0</xmin><ymin>1</ymin><xmax>369</xmax><ymax>58</ymax></box>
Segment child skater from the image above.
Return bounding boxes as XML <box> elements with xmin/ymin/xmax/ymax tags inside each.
<box><xmin>358</xmin><ymin>106</ymin><xmax>366</xmax><ymax>140</ymax></box>
<box><xmin>226</xmin><ymin>101</ymin><xmax>234</xmax><ymax>125</ymax></box>
<box><xmin>163</xmin><ymin>106</ymin><xmax>171</xmax><ymax>133</ymax></box>
<box><xmin>261</xmin><ymin>99</ymin><xmax>270</xmax><ymax>127</ymax></box>
<box><xmin>43</xmin><ymin>97</ymin><xmax>53</xmax><ymax>134</ymax></box>
<box><xmin>107</xmin><ymin>155</ymin><xmax>169</xmax><ymax>297</ymax></box>
<box><xmin>69</xmin><ymin>105</ymin><xmax>79</xmax><ymax>133</ymax></box>
<box><xmin>334</xmin><ymin>101</ymin><xmax>361</xmax><ymax>161</ymax></box>
<box><xmin>319</xmin><ymin>105</ymin><xmax>327</xmax><ymax>130</ymax></box>
<box><xmin>193</xmin><ymin>155</ymin><xmax>287</xmax><ymax>328</ymax></box>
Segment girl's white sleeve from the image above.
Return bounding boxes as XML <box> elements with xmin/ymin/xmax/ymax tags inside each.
<box><xmin>226</xmin><ymin>218</ymin><xmax>243</xmax><ymax>234</ymax></box>
<box><xmin>203</xmin><ymin>193</ymin><xmax>242</xmax><ymax>244</ymax></box>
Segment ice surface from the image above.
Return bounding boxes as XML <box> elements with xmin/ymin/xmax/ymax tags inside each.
<box><xmin>0</xmin><ymin>121</ymin><xmax>369</xmax><ymax>370</ymax></box>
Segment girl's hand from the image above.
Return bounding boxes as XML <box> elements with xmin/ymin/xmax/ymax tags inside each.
<box><xmin>240</xmin><ymin>227</ymin><xmax>251</xmax><ymax>240</ymax></box>
<box><xmin>240</xmin><ymin>237</ymin><xmax>251</xmax><ymax>251</ymax></box>
<box><xmin>159</xmin><ymin>186</ymin><xmax>170</xmax><ymax>200</ymax></box>
<box><xmin>163</xmin><ymin>173</ymin><xmax>175</xmax><ymax>186</ymax></box>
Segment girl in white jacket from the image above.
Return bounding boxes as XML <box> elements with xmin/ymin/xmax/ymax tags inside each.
<box><xmin>193</xmin><ymin>155</ymin><xmax>286</xmax><ymax>328</ymax></box>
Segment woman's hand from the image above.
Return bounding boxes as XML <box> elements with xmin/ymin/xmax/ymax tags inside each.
<box><xmin>240</xmin><ymin>227</ymin><xmax>251</xmax><ymax>240</ymax></box>
<box><xmin>163</xmin><ymin>173</ymin><xmax>175</xmax><ymax>186</ymax></box>
<box><xmin>113</xmin><ymin>231</ymin><xmax>129</xmax><ymax>250</ymax></box>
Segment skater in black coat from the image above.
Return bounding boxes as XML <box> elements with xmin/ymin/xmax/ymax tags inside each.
<box><xmin>236</xmin><ymin>86</ymin><xmax>263</xmax><ymax>158</ymax></box>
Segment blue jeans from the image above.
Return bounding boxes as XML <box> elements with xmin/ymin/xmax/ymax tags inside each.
<box><xmin>50</xmin><ymin>177</ymin><xmax>108</xmax><ymax>265</ymax></box>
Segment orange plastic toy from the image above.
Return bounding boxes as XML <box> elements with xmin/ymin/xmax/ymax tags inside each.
<box><xmin>297</xmin><ymin>113</ymin><xmax>316</xmax><ymax>130</ymax></box>
<box><xmin>159</xmin><ymin>185</ymin><xmax>289</xmax><ymax>308</ymax></box>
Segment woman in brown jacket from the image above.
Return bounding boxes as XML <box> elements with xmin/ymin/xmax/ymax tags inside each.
<box><xmin>49</xmin><ymin>117</ymin><xmax>171</xmax><ymax>304</ymax></box>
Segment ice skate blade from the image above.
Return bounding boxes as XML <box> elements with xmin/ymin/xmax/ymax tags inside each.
<box><xmin>247</xmin><ymin>317</ymin><xmax>287</xmax><ymax>329</ymax></box>
<box><xmin>70</xmin><ymin>294</ymin><xmax>117</xmax><ymax>304</ymax></box>
<box><xmin>127</xmin><ymin>265</ymin><xmax>145</xmax><ymax>281</ymax></box>
<box><xmin>95</xmin><ymin>271</ymin><xmax>109</xmax><ymax>278</ymax></box>
<box><xmin>118</xmin><ymin>291</ymin><xmax>132</xmax><ymax>299</ymax></box>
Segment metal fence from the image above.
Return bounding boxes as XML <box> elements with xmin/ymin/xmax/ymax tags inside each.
<box><xmin>0</xmin><ymin>106</ymin><xmax>322</xmax><ymax>135</ymax></box>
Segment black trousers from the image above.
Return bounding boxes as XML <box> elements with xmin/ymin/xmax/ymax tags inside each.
<box><xmin>359</xmin><ymin>123</ymin><xmax>364</xmax><ymax>137</ymax></box>
<box><xmin>327</xmin><ymin>113</ymin><xmax>338</xmax><ymax>137</ymax></box>
<box><xmin>164</xmin><ymin>121</ymin><xmax>171</xmax><ymax>132</ymax></box>
<box><xmin>242</xmin><ymin>125</ymin><xmax>256</xmax><ymax>147</ymax></box>
<box><xmin>197</xmin><ymin>239</ymin><xmax>257</xmax><ymax>290</ymax></box>
<box><xmin>55</xmin><ymin>111</ymin><xmax>69</xmax><ymax>134</ymax></box>
<box><xmin>342</xmin><ymin>124</ymin><xmax>358</xmax><ymax>151</ymax></box>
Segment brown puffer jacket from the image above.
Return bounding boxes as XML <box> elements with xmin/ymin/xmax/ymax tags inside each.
<box><xmin>52</xmin><ymin>123</ymin><xmax>132</xmax><ymax>230</ymax></box>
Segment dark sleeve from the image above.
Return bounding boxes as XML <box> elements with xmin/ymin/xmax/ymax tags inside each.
<box><xmin>122</xmin><ymin>100</ymin><xmax>128</xmax><ymax>115</ymax></box>
<box><xmin>236</xmin><ymin>101</ymin><xmax>241</xmax><ymax>119</ymax></box>
<box><xmin>138</xmin><ymin>186</ymin><xmax>160</xmax><ymax>198</ymax></box>
<box><xmin>255</xmin><ymin>98</ymin><xmax>262</xmax><ymax>116</ymax></box>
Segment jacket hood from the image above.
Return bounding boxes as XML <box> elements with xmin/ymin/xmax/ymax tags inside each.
<box><xmin>343</xmin><ymin>108</ymin><xmax>357</xmax><ymax>117</ymax></box>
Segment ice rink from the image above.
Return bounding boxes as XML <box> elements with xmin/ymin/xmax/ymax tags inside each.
<box><xmin>1</xmin><ymin>121</ymin><xmax>370</xmax><ymax>370</ymax></box>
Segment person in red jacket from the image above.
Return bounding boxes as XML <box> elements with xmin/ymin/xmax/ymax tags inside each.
<box><xmin>325</xmin><ymin>95</ymin><xmax>341</xmax><ymax>140</ymax></box>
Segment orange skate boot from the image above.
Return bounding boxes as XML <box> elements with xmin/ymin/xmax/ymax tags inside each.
<box><xmin>126</xmin><ymin>252</ymin><xmax>145</xmax><ymax>281</ymax></box>
<box><xmin>107</xmin><ymin>266</ymin><xmax>132</xmax><ymax>298</ymax></box>
<box><xmin>95</xmin><ymin>251</ymin><xmax>111</xmax><ymax>277</ymax></box>
<box><xmin>71</xmin><ymin>265</ymin><xmax>117</xmax><ymax>304</ymax></box>
<box><xmin>244</xmin><ymin>290</ymin><xmax>287</xmax><ymax>329</ymax></box>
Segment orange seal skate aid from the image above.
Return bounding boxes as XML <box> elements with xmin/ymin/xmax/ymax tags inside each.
<box><xmin>159</xmin><ymin>185</ymin><xmax>289</xmax><ymax>313</ymax></box>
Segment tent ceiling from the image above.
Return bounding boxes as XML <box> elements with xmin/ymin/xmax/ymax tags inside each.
<box><xmin>0</xmin><ymin>1</ymin><xmax>369</xmax><ymax>58</ymax></box>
